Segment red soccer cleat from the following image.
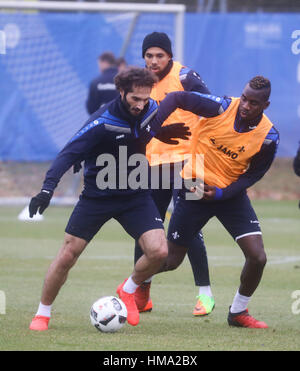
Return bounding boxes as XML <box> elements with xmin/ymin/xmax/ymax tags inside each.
<box><xmin>116</xmin><ymin>280</ymin><xmax>139</xmax><ymax>326</ymax></box>
<box><xmin>134</xmin><ymin>282</ymin><xmax>153</xmax><ymax>312</ymax></box>
<box><xmin>227</xmin><ymin>308</ymin><xmax>268</xmax><ymax>328</ymax></box>
<box><xmin>138</xmin><ymin>299</ymin><xmax>153</xmax><ymax>313</ymax></box>
<box><xmin>29</xmin><ymin>315</ymin><xmax>50</xmax><ymax>331</ymax></box>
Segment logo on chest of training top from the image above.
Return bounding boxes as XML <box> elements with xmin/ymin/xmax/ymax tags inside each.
<box><xmin>216</xmin><ymin>144</ymin><xmax>240</xmax><ymax>159</ymax></box>
<box><xmin>209</xmin><ymin>138</ymin><xmax>244</xmax><ymax>160</ymax></box>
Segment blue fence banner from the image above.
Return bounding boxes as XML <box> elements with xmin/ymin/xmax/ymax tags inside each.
<box><xmin>0</xmin><ymin>12</ymin><xmax>299</xmax><ymax>160</ymax></box>
<box><xmin>184</xmin><ymin>13</ymin><xmax>300</xmax><ymax>157</ymax></box>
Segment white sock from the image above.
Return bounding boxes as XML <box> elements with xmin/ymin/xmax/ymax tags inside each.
<box><xmin>198</xmin><ymin>286</ymin><xmax>213</xmax><ymax>297</ymax></box>
<box><xmin>36</xmin><ymin>302</ymin><xmax>52</xmax><ymax>318</ymax></box>
<box><xmin>230</xmin><ymin>290</ymin><xmax>251</xmax><ymax>313</ymax></box>
<box><xmin>123</xmin><ymin>276</ymin><xmax>139</xmax><ymax>294</ymax></box>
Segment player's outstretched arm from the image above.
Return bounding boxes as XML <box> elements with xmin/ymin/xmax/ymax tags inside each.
<box><xmin>28</xmin><ymin>122</ymin><xmax>105</xmax><ymax>217</ymax></box>
<box><xmin>158</xmin><ymin>91</ymin><xmax>227</xmax><ymax>120</ymax></box>
<box><xmin>139</xmin><ymin>91</ymin><xmax>224</xmax><ymax>143</ymax></box>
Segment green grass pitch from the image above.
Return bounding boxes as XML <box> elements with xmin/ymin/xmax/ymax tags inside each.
<box><xmin>0</xmin><ymin>200</ymin><xmax>299</xmax><ymax>351</ymax></box>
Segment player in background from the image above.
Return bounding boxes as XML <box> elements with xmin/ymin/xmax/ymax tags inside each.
<box><xmin>156</xmin><ymin>76</ymin><xmax>279</xmax><ymax>328</ymax></box>
<box><xmin>293</xmin><ymin>141</ymin><xmax>300</xmax><ymax>208</ymax></box>
<box><xmin>86</xmin><ymin>51</ymin><xmax>119</xmax><ymax>115</ymax></box>
<box><xmin>116</xmin><ymin>57</ymin><xmax>128</xmax><ymax>72</ymax></box>
<box><xmin>28</xmin><ymin>67</ymin><xmax>191</xmax><ymax>331</ymax></box>
<box><xmin>73</xmin><ymin>56</ymin><xmax>129</xmax><ymax>181</ymax></box>
<box><xmin>133</xmin><ymin>32</ymin><xmax>215</xmax><ymax>317</ymax></box>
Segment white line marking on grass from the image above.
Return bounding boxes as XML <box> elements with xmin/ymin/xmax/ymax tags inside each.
<box><xmin>209</xmin><ymin>255</ymin><xmax>300</xmax><ymax>267</ymax></box>
<box><xmin>45</xmin><ymin>255</ymin><xmax>133</xmax><ymax>261</ymax></box>
<box><xmin>42</xmin><ymin>255</ymin><xmax>300</xmax><ymax>266</ymax></box>
<box><xmin>267</xmin><ymin>256</ymin><xmax>300</xmax><ymax>265</ymax></box>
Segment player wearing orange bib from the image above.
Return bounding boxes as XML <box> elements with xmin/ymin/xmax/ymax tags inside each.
<box><xmin>133</xmin><ymin>32</ymin><xmax>215</xmax><ymax>316</ymax></box>
<box><xmin>159</xmin><ymin>76</ymin><xmax>279</xmax><ymax>328</ymax></box>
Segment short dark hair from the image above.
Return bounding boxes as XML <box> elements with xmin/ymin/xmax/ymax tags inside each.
<box><xmin>249</xmin><ymin>76</ymin><xmax>271</xmax><ymax>101</ymax></box>
<box><xmin>98</xmin><ymin>52</ymin><xmax>116</xmax><ymax>65</ymax></box>
<box><xmin>114</xmin><ymin>67</ymin><xmax>157</xmax><ymax>94</ymax></box>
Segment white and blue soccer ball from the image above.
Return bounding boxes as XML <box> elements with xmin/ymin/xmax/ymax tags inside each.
<box><xmin>90</xmin><ymin>296</ymin><xmax>127</xmax><ymax>333</ymax></box>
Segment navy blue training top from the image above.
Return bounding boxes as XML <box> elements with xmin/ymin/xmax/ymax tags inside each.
<box><xmin>43</xmin><ymin>96</ymin><xmax>168</xmax><ymax>198</ymax></box>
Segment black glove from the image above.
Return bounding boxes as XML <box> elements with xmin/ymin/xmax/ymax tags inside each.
<box><xmin>29</xmin><ymin>189</ymin><xmax>53</xmax><ymax>217</ymax></box>
<box><xmin>73</xmin><ymin>161</ymin><xmax>82</xmax><ymax>174</ymax></box>
<box><xmin>155</xmin><ymin>123</ymin><xmax>191</xmax><ymax>145</ymax></box>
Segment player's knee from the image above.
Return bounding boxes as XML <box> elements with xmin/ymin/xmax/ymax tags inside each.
<box><xmin>165</xmin><ymin>259</ymin><xmax>180</xmax><ymax>271</ymax></box>
<box><xmin>164</xmin><ymin>242</ymin><xmax>187</xmax><ymax>271</ymax></box>
<box><xmin>140</xmin><ymin>230</ymin><xmax>168</xmax><ymax>262</ymax></box>
<box><xmin>165</xmin><ymin>253</ymin><xmax>184</xmax><ymax>271</ymax></box>
<box><xmin>256</xmin><ymin>250</ymin><xmax>267</xmax><ymax>267</ymax></box>
<box><xmin>255</xmin><ymin>241</ymin><xmax>267</xmax><ymax>267</ymax></box>
<box><xmin>59</xmin><ymin>237</ymin><xmax>82</xmax><ymax>269</ymax></box>
<box><xmin>148</xmin><ymin>241</ymin><xmax>168</xmax><ymax>262</ymax></box>
<box><xmin>240</xmin><ymin>236</ymin><xmax>266</xmax><ymax>268</ymax></box>
<box><xmin>155</xmin><ymin>244</ymin><xmax>168</xmax><ymax>261</ymax></box>
<box><xmin>247</xmin><ymin>248</ymin><xmax>267</xmax><ymax>268</ymax></box>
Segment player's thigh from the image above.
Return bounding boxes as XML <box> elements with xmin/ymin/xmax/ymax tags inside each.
<box><xmin>216</xmin><ymin>192</ymin><xmax>262</xmax><ymax>243</ymax></box>
<box><xmin>167</xmin><ymin>196</ymin><xmax>212</xmax><ymax>247</ymax></box>
<box><xmin>116</xmin><ymin>191</ymin><xmax>165</xmax><ymax>242</ymax></box>
<box><xmin>65</xmin><ymin>196</ymin><xmax>112</xmax><ymax>242</ymax></box>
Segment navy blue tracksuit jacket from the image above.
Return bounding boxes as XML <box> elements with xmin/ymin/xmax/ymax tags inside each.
<box><xmin>43</xmin><ymin>95</ymin><xmax>171</xmax><ymax>198</ymax></box>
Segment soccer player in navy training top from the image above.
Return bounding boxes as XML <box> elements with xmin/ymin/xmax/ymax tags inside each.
<box><xmin>28</xmin><ymin>67</ymin><xmax>191</xmax><ymax>331</ymax></box>
<box><xmin>86</xmin><ymin>52</ymin><xmax>119</xmax><ymax>115</ymax></box>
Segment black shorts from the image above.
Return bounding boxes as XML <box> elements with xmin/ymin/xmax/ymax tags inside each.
<box><xmin>65</xmin><ymin>192</ymin><xmax>164</xmax><ymax>242</ymax></box>
<box><xmin>167</xmin><ymin>191</ymin><xmax>261</xmax><ymax>246</ymax></box>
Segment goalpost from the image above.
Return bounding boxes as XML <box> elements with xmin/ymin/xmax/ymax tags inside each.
<box><xmin>0</xmin><ymin>1</ymin><xmax>186</xmax><ymax>213</ymax></box>
<box><xmin>0</xmin><ymin>1</ymin><xmax>185</xmax><ymax>62</ymax></box>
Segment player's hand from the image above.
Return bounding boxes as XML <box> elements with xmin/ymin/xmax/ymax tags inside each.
<box><xmin>203</xmin><ymin>184</ymin><xmax>216</xmax><ymax>200</ymax></box>
<box><xmin>155</xmin><ymin>123</ymin><xmax>191</xmax><ymax>145</ymax></box>
<box><xmin>190</xmin><ymin>182</ymin><xmax>204</xmax><ymax>199</ymax></box>
<box><xmin>29</xmin><ymin>190</ymin><xmax>53</xmax><ymax>217</ymax></box>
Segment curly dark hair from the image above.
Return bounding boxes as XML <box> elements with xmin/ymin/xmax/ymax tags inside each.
<box><xmin>249</xmin><ymin>76</ymin><xmax>271</xmax><ymax>101</ymax></box>
<box><xmin>114</xmin><ymin>67</ymin><xmax>157</xmax><ymax>94</ymax></box>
